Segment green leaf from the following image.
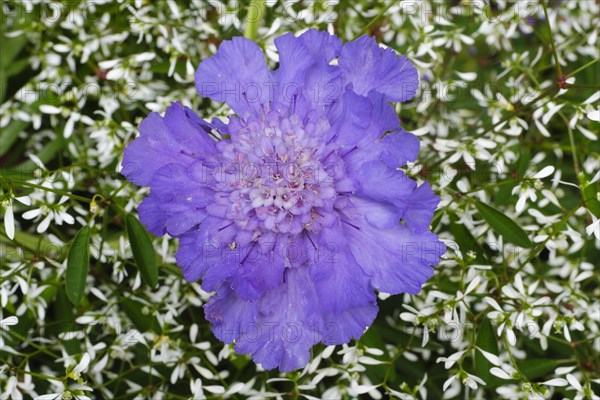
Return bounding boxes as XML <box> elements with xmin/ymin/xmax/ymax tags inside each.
<box><xmin>517</xmin><ymin>358</ymin><xmax>566</xmax><ymax>380</ymax></box>
<box><xmin>474</xmin><ymin>318</ymin><xmax>503</xmax><ymax>387</ymax></box>
<box><xmin>48</xmin><ymin>288</ymin><xmax>80</xmax><ymax>355</ymax></box>
<box><xmin>579</xmin><ymin>172</ymin><xmax>600</xmax><ymax>218</ymax></box>
<box><xmin>4</xmin><ymin>57</ymin><xmax>29</xmax><ymax>78</ymax></box>
<box><xmin>3</xmin><ymin>138</ymin><xmax>63</xmax><ymax>179</ymax></box>
<box><xmin>449</xmin><ymin>211</ymin><xmax>487</xmax><ymax>264</ymax></box>
<box><xmin>0</xmin><ymin>120</ymin><xmax>28</xmax><ymax>157</ymax></box>
<box><xmin>126</xmin><ymin>213</ymin><xmax>158</xmax><ymax>288</ymax></box>
<box><xmin>475</xmin><ymin>201</ymin><xmax>532</xmax><ymax>248</ymax></box>
<box><xmin>120</xmin><ymin>298</ymin><xmax>162</xmax><ymax>334</ymax></box>
<box><xmin>66</xmin><ymin>225</ymin><xmax>91</xmax><ymax>305</ymax></box>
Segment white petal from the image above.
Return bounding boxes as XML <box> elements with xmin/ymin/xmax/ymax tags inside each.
<box><xmin>542</xmin><ymin>378</ymin><xmax>568</xmax><ymax>387</ymax></box>
<box><xmin>170</xmin><ymin>367</ymin><xmax>179</xmax><ymax>385</ymax></box>
<box><xmin>477</xmin><ymin>348</ymin><xmax>501</xmax><ymax>366</ymax></box>
<box><xmin>587</xmin><ymin>109</ymin><xmax>599</xmax><ymax>122</ymax></box>
<box><xmin>4</xmin><ymin>204</ymin><xmax>14</xmax><ymax>240</ymax></box>
<box><xmin>62</xmin><ymin>212</ymin><xmax>75</xmax><ymax>225</ymax></box>
<box><xmin>133</xmin><ymin>52</ymin><xmax>156</xmax><ymax>63</ymax></box>
<box><xmin>422</xmin><ymin>325</ymin><xmax>429</xmax><ymax>347</ymax></box>
<box><xmin>516</xmin><ymin>194</ymin><xmax>527</xmax><ymax>213</ymax></box>
<box><xmin>490</xmin><ymin>367</ymin><xmax>511</xmax><ymax>380</ymax></box>
<box><xmin>224</xmin><ymin>382</ymin><xmax>244</xmax><ymax>396</ymax></box>
<box><xmin>322</xmin><ymin>346</ymin><xmax>335</xmax><ymax>359</ymax></box>
<box><xmin>579</xmin><ymin>125</ymin><xmax>598</xmax><ymax>140</ymax></box>
<box><xmin>98</xmin><ymin>59</ymin><xmax>121</xmax><ymax>69</ymax></box>
<box><xmin>28</xmin><ymin>154</ymin><xmax>46</xmax><ymax>170</ymax></box>
<box><xmin>566</xmin><ymin>374</ymin><xmax>583</xmax><ymax>392</ymax></box>
<box><xmin>456</xmin><ymin>71</ymin><xmax>477</xmax><ymax>81</ymax></box>
<box><xmin>484</xmin><ymin>297</ymin><xmax>504</xmax><ymax>312</ymax></box>
<box><xmin>64</xmin><ymin>115</ymin><xmax>76</xmax><ymax>139</ymax></box>
<box><xmin>203</xmin><ymin>385</ymin><xmax>225</xmax><ymax>394</ymax></box>
<box><xmin>534</xmin><ymin>118</ymin><xmax>551</xmax><ymax>137</ymax></box>
<box><xmin>445</xmin><ymin>350</ymin><xmax>466</xmax><ymax>369</ymax></box>
<box><xmin>514</xmin><ymin>273</ymin><xmax>525</xmax><ymax>295</ymax></box>
<box><xmin>465</xmin><ymin>276</ymin><xmax>481</xmax><ymax>295</ymax></box>
<box><xmin>74</xmin><ymin>353</ymin><xmax>90</xmax><ymax>373</ymax></box>
<box><xmin>502</xmin><ymin>285</ymin><xmax>520</xmax><ymax>299</ymax></box>
<box><xmin>563</xmin><ymin>325</ymin><xmax>572</xmax><ymax>342</ymax></box>
<box><xmin>443</xmin><ymin>375</ymin><xmax>456</xmax><ymax>391</ymax></box>
<box><xmin>583</xmin><ymin>91</ymin><xmax>600</xmax><ymax>105</ymax></box>
<box><xmin>75</xmin><ymin>316</ymin><xmax>96</xmax><ymax>325</ymax></box>
<box><xmin>555</xmin><ymin>366</ymin><xmax>576</xmax><ymax>375</ymax></box>
<box><xmin>399</xmin><ymin>312</ymin><xmax>416</xmax><ymax>323</ymax></box>
<box><xmin>106</xmin><ymin>67</ymin><xmax>124</xmax><ymax>80</ymax></box>
<box><xmin>533</xmin><ymin>166</ymin><xmax>555</xmax><ymax>179</ymax></box>
<box><xmin>37</xmin><ymin>215</ymin><xmax>51</xmax><ymax>233</ymax></box>
<box><xmin>1</xmin><ymin>316</ymin><xmax>18</xmax><ymax>326</ymax></box>
<box><xmin>14</xmin><ymin>196</ymin><xmax>31</xmax><ymax>206</ymax></box>
<box><xmin>358</xmin><ymin>356</ymin><xmax>385</xmax><ymax>365</ymax></box>
<box><xmin>589</xmin><ymin>170</ymin><xmax>600</xmax><ymax>184</ymax></box>
<box><xmin>366</xmin><ymin>348</ymin><xmax>384</xmax><ymax>356</ymax></box>
<box><xmin>34</xmin><ymin>394</ymin><xmax>61</xmax><ymax>400</ymax></box>
<box><xmin>506</xmin><ymin>328</ymin><xmax>516</xmax><ymax>346</ymax></box>
<box><xmin>39</xmin><ymin>105</ymin><xmax>62</xmax><ymax>114</ymax></box>
<box><xmin>355</xmin><ymin>384</ymin><xmax>379</xmax><ymax>395</ymax></box>
<box><xmin>21</xmin><ymin>209</ymin><xmax>42</xmax><ymax>220</ymax></box>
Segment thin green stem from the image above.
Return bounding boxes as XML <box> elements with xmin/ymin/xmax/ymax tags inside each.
<box><xmin>5</xmin><ymin>363</ymin><xmax>62</xmax><ymax>382</ymax></box>
<box><xmin>503</xmin><ymin>336</ymin><xmax>525</xmax><ymax>379</ymax></box>
<box><xmin>7</xmin><ymin>329</ymin><xmax>62</xmax><ymax>360</ymax></box>
<box><xmin>567</xmin><ymin>58</ymin><xmax>599</xmax><ymax>78</ymax></box>
<box><xmin>558</xmin><ymin>112</ymin><xmax>580</xmax><ymax>175</ymax></box>
<box><xmin>4</xmin><ymin>179</ymin><xmax>92</xmax><ymax>203</ymax></box>
<box><xmin>568</xmin><ymin>84</ymin><xmax>600</xmax><ymax>89</ymax></box>
<box><xmin>540</xmin><ymin>0</ymin><xmax>563</xmax><ymax>77</ymax></box>
<box><xmin>108</xmin><ymin>180</ymin><xmax>129</xmax><ymax>200</ymax></box>
<box><xmin>355</xmin><ymin>1</ymin><xmax>397</xmax><ymax>39</ymax></box>
<box><xmin>244</xmin><ymin>0</ymin><xmax>266</xmax><ymax>41</ymax></box>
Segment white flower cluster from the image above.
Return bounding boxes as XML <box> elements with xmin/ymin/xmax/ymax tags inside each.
<box><xmin>0</xmin><ymin>0</ymin><xmax>598</xmax><ymax>399</ymax></box>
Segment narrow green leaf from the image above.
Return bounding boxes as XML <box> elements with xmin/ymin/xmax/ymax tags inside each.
<box><xmin>126</xmin><ymin>213</ymin><xmax>158</xmax><ymax>288</ymax></box>
<box><xmin>579</xmin><ymin>172</ymin><xmax>600</xmax><ymax>218</ymax></box>
<box><xmin>66</xmin><ymin>225</ymin><xmax>90</xmax><ymax>305</ymax></box>
<box><xmin>243</xmin><ymin>0</ymin><xmax>266</xmax><ymax>40</ymax></box>
<box><xmin>0</xmin><ymin>120</ymin><xmax>28</xmax><ymax>157</ymax></box>
<box><xmin>48</xmin><ymin>288</ymin><xmax>79</xmax><ymax>355</ymax></box>
<box><xmin>4</xmin><ymin>57</ymin><xmax>29</xmax><ymax>77</ymax></box>
<box><xmin>474</xmin><ymin>318</ymin><xmax>503</xmax><ymax>387</ymax></box>
<box><xmin>3</xmin><ymin>138</ymin><xmax>63</xmax><ymax>180</ymax></box>
<box><xmin>475</xmin><ymin>201</ymin><xmax>532</xmax><ymax>248</ymax></box>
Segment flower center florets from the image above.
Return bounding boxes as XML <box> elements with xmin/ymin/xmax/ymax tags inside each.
<box><xmin>217</xmin><ymin>112</ymin><xmax>341</xmax><ymax>235</ymax></box>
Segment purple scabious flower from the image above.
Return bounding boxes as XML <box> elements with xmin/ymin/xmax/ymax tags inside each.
<box><xmin>122</xmin><ymin>30</ymin><xmax>445</xmax><ymax>372</ymax></box>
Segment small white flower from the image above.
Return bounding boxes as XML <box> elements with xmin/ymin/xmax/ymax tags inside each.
<box><xmin>512</xmin><ymin>165</ymin><xmax>556</xmax><ymax>213</ymax></box>
<box><xmin>69</xmin><ymin>353</ymin><xmax>90</xmax><ymax>380</ymax></box>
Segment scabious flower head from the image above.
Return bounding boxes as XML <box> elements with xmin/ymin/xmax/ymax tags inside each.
<box><xmin>122</xmin><ymin>30</ymin><xmax>445</xmax><ymax>372</ymax></box>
